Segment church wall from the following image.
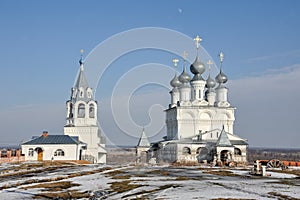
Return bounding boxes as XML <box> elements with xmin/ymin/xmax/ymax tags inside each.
<box><xmin>168</xmin><ymin>106</ymin><xmax>235</xmax><ymax>140</ymax></box>
<box><xmin>64</xmin><ymin>126</ymin><xmax>103</xmax><ymax>163</ymax></box>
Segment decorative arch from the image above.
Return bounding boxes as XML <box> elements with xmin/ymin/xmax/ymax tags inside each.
<box><xmin>218</xmin><ymin>111</ymin><xmax>232</xmax><ymax>120</ymax></box>
<box><xmin>182</xmin><ymin>147</ymin><xmax>191</xmax><ymax>155</ymax></box>
<box><xmin>199</xmin><ymin>112</ymin><xmax>212</xmax><ymax>120</ymax></box>
<box><xmin>87</xmin><ymin>88</ymin><xmax>93</xmax><ymax>98</ymax></box>
<box><xmin>89</xmin><ymin>104</ymin><xmax>95</xmax><ymax>118</ymax></box>
<box><xmin>78</xmin><ymin>103</ymin><xmax>85</xmax><ymax>118</ymax></box>
<box><xmin>196</xmin><ymin>147</ymin><xmax>209</xmax><ymax>155</ymax></box>
<box><xmin>54</xmin><ymin>149</ymin><xmax>65</xmax><ymax>157</ymax></box>
<box><xmin>88</xmin><ymin>102</ymin><xmax>97</xmax><ymax>118</ymax></box>
<box><xmin>234</xmin><ymin>148</ymin><xmax>242</xmax><ymax>155</ymax></box>
<box><xmin>79</xmin><ymin>87</ymin><xmax>84</xmax><ymax>98</ymax></box>
<box><xmin>182</xmin><ymin>111</ymin><xmax>194</xmax><ymax>120</ymax></box>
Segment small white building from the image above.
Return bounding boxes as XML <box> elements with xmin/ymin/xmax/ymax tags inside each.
<box><xmin>145</xmin><ymin>36</ymin><xmax>248</xmax><ymax>165</ymax></box>
<box><xmin>22</xmin><ymin>131</ymin><xmax>86</xmax><ymax>161</ymax></box>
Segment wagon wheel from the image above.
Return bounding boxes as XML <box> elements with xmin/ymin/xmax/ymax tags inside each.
<box><xmin>267</xmin><ymin>159</ymin><xmax>286</xmax><ymax>169</ymax></box>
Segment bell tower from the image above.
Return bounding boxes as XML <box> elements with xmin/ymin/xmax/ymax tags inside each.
<box><xmin>64</xmin><ymin>50</ymin><xmax>106</xmax><ymax>163</ymax></box>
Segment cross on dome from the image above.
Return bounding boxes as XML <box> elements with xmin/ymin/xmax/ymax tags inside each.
<box><xmin>194</xmin><ymin>35</ymin><xmax>202</xmax><ymax>49</ymax></box>
<box><xmin>207</xmin><ymin>60</ymin><xmax>213</xmax><ymax>74</ymax></box>
<box><xmin>172</xmin><ymin>58</ymin><xmax>179</xmax><ymax>68</ymax></box>
<box><xmin>219</xmin><ymin>52</ymin><xmax>224</xmax><ymax>63</ymax></box>
<box><xmin>183</xmin><ymin>50</ymin><xmax>188</xmax><ymax>67</ymax></box>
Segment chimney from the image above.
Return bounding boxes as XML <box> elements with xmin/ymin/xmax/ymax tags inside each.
<box><xmin>42</xmin><ymin>131</ymin><xmax>48</xmax><ymax>137</ymax></box>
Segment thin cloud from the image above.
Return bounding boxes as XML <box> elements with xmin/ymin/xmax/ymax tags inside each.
<box><xmin>245</xmin><ymin>49</ymin><xmax>300</xmax><ymax>62</ymax></box>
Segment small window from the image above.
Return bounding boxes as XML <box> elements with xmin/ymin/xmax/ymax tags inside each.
<box><xmin>79</xmin><ymin>87</ymin><xmax>84</xmax><ymax>98</ymax></box>
<box><xmin>234</xmin><ymin>148</ymin><xmax>242</xmax><ymax>155</ymax></box>
<box><xmin>89</xmin><ymin>104</ymin><xmax>95</xmax><ymax>118</ymax></box>
<box><xmin>28</xmin><ymin>148</ymin><xmax>34</xmax><ymax>156</ymax></box>
<box><xmin>182</xmin><ymin>147</ymin><xmax>191</xmax><ymax>155</ymax></box>
<box><xmin>54</xmin><ymin>149</ymin><xmax>65</xmax><ymax>157</ymax></box>
<box><xmin>78</xmin><ymin>103</ymin><xmax>85</xmax><ymax>118</ymax></box>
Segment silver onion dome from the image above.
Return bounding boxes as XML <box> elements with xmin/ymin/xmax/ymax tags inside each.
<box><xmin>190</xmin><ymin>56</ymin><xmax>205</xmax><ymax>75</ymax></box>
<box><xmin>206</xmin><ymin>75</ymin><xmax>216</xmax><ymax>88</ymax></box>
<box><xmin>215</xmin><ymin>70</ymin><xmax>228</xmax><ymax>84</ymax></box>
<box><xmin>170</xmin><ymin>74</ymin><xmax>182</xmax><ymax>88</ymax></box>
<box><xmin>178</xmin><ymin>67</ymin><xmax>191</xmax><ymax>83</ymax></box>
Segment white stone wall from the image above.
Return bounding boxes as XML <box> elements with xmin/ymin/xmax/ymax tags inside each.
<box><xmin>64</xmin><ymin>126</ymin><xmax>106</xmax><ymax>163</ymax></box>
<box><xmin>166</xmin><ymin>106</ymin><xmax>235</xmax><ymax>140</ymax></box>
<box><xmin>22</xmin><ymin>144</ymin><xmax>82</xmax><ymax>161</ymax></box>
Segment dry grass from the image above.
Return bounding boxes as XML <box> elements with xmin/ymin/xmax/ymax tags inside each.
<box><xmin>121</xmin><ymin>184</ymin><xmax>180</xmax><ymax>199</ymax></box>
<box><xmin>109</xmin><ymin>180</ymin><xmax>142</xmax><ymax>193</ymax></box>
<box><xmin>147</xmin><ymin>169</ymin><xmax>170</xmax><ymax>176</ymax></box>
<box><xmin>203</xmin><ymin>170</ymin><xmax>241</xmax><ymax>177</ymax></box>
<box><xmin>33</xmin><ymin>190</ymin><xmax>90</xmax><ymax>199</ymax></box>
<box><xmin>175</xmin><ymin>176</ymin><xmax>190</xmax><ymax>181</ymax></box>
<box><xmin>111</xmin><ymin>174</ymin><xmax>131</xmax><ymax>179</ymax></box>
<box><xmin>268</xmin><ymin>191</ymin><xmax>299</xmax><ymax>200</ymax></box>
<box><xmin>1</xmin><ymin>166</ymin><xmax>112</xmax><ymax>191</ymax></box>
<box><xmin>21</xmin><ymin>181</ymin><xmax>80</xmax><ymax>191</ymax></box>
<box><xmin>105</xmin><ymin>170</ymin><xmax>126</xmax><ymax>176</ymax></box>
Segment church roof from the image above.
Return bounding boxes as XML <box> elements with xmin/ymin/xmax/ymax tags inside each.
<box><xmin>74</xmin><ymin>63</ymin><xmax>89</xmax><ymax>90</ymax></box>
<box><xmin>137</xmin><ymin>129</ymin><xmax>150</xmax><ymax>147</ymax></box>
<box><xmin>216</xmin><ymin>127</ymin><xmax>232</xmax><ymax>147</ymax></box>
<box><xmin>22</xmin><ymin>135</ymin><xmax>84</xmax><ymax>145</ymax></box>
<box><xmin>72</xmin><ymin>58</ymin><xmax>93</xmax><ymax>102</ymax></box>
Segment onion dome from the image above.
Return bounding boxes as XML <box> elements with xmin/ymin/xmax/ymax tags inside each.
<box><xmin>215</xmin><ymin>70</ymin><xmax>228</xmax><ymax>84</ymax></box>
<box><xmin>178</xmin><ymin>67</ymin><xmax>191</xmax><ymax>83</ymax></box>
<box><xmin>190</xmin><ymin>56</ymin><xmax>205</xmax><ymax>75</ymax></box>
<box><xmin>206</xmin><ymin>75</ymin><xmax>216</xmax><ymax>88</ymax></box>
<box><xmin>170</xmin><ymin>74</ymin><xmax>182</xmax><ymax>88</ymax></box>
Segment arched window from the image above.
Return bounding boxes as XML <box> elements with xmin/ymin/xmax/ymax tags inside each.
<box><xmin>196</xmin><ymin>147</ymin><xmax>209</xmax><ymax>155</ymax></box>
<box><xmin>89</xmin><ymin>104</ymin><xmax>95</xmax><ymax>118</ymax></box>
<box><xmin>87</xmin><ymin>88</ymin><xmax>92</xmax><ymax>98</ymax></box>
<box><xmin>28</xmin><ymin>148</ymin><xmax>34</xmax><ymax>156</ymax></box>
<box><xmin>79</xmin><ymin>87</ymin><xmax>84</xmax><ymax>98</ymax></box>
<box><xmin>182</xmin><ymin>147</ymin><xmax>191</xmax><ymax>155</ymax></box>
<box><xmin>78</xmin><ymin>103</ymin><xmax>85</xmax><ymax>118</ymax></box>
<box><xmin>54</xmin><ymin>149</ymin><xmax>65</xmax><ymax>156</ymax></box>
<box><xmin>234</xmin><ymin>148</ymin><xmax>242</xmax><ymax>155</ymax></box>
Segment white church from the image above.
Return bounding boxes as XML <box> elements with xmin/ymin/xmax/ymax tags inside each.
<box><xmin>22</xmin><ymin>56</ymin><xmax>106</xmax><ymax>163</ymax></box>
<box><xmin>138</xmin><ymin>36</ymin><xmax>248</xmax><ymax>165</ymax></box>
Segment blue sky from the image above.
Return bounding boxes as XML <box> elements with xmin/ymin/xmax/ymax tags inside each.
<box><xmin>1</xmin><ymin>1</ymin><xmax>300</xmax><ymax>148</ymax></box>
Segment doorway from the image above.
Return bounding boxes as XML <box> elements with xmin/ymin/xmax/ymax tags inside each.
<box><xmin>36</xmin><ymin>148</ymin><xmax>43</xmax><ymax>161</ymax></box>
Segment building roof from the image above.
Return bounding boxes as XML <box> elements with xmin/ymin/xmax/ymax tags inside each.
<box><xmin>72</xmin><ymin>60</ymin><xmax>93</xmax><ymax>102</ymax></box>
<box><xmin>74</xmin><ymin>64</ymin><xmax>89</xmax><ymax>90</ymax></box>
<box><xmin>216</xmin><ymin>127</ymin><xmax>233</xmax><ymax>147</ymax></box>
<box><xmin>137</xmin><ymin>129</ymin><xmax>150</xmax><ymax>147</ymax></box>
<box><xmin>22</xmin><ymin>135</ymin><xmax>84</xmax><ymax>145</ymax></box>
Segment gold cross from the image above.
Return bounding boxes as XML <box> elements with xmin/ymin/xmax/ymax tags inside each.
<box><xmin>172</xmin><ymin>58</ymin><xmax>179</xmax><ymax>68</ymax></box>
<box><xmin>207</xmin><ymin>60</ymin><xmax>213</xmax><ymax>71</ymax></box>
<box><xmin>194</xmin><ymin>35</ymin><xmax>202</xmax><ymax>49</ymax></box>
<box><xmin>80</xmin><ymin>49</ymin><xmax>84</xmax><ymax>55</ymax></box>
<box><xmin>219</xmin><ymin>52</ymin><xmax>224</xmax><ymax>63</ymax></box>
<box><xmin>183</xmin><ymin>51</ymin><xmax>188</xmax><ymax>61</ymax></box>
